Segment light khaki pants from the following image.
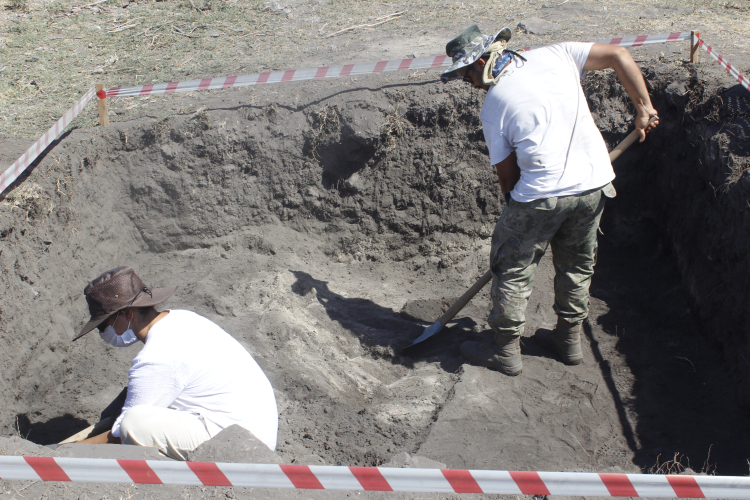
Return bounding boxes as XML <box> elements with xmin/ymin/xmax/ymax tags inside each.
<box><xmin>119</xmin><ymin>406</ymin><xmax>212</xmax><ymax>461</ymax></box>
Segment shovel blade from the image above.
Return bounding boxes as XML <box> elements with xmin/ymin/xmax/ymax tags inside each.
<box><xmin>409</xmin><ymin>320</ymin><xmax>444</xmax><ymax>346</ymax></box>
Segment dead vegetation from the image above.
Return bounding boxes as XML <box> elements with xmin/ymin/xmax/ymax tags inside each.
<box><xmin>1</xmin><ymin>181</ymin><xmax>53</xmax><ymax>220</ymax></box>
<box><xmin>308</xmin><ymin>104</ymin><xmax>340</xmax><ymax>161</ymax></box>
<box><xmin>1</xmin><ymin>0</ymin><xmax>749</xmax><ymax>143</ymax></box>
<box><xmin>648</xmin><ymin>446</ymin><xmax>717</xmax><ymax>476</ymax></box>
<box><xmin>380</xmin><ymin>105</ymin><xmax>407</xmax><ymax>151</ymax></box>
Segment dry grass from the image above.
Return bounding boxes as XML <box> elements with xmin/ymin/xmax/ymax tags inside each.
<box><xmin>1</xmin><ymin>181</ymin><xmax>54</xmax><ymax>220</ymax></box>
<box><xmin>308</xmin><ymin>104</ymin><xmax>340</xmax><ymax>160</ymax></box>
<box><xmin>381</xmin><ymin>105</ymin><xmax>407</xmax><ymax>151</ymax></box>
<box><xmin>648</xmin><ymin>447</ymin><xmax>718</xmax><ymax>475</ymax></box>
<box><xmin>1</xmin><ymin>0</ymin><xmax>748</xmax><ymax>142</ymax></box>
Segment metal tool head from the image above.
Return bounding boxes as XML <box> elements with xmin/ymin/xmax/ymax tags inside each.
<box><xmin>408</xmin><ymin>320</ymin><xmax>444</xmax><ymax>347</ymax></box>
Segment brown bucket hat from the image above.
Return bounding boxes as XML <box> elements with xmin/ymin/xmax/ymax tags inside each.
<box><xmin>74</xmin><ymin>266</ymin><xmax>177</xmax><ymax>341</ymax></box>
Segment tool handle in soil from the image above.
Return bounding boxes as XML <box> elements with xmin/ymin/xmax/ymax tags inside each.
<box><xmin>608</xmin><ymin>116</ymin><xmax>658</xmax><ymax>162</ymax></box>
<box><xmin>409</xmin><ymin>270</ymin><xmax>492</xmax><ymax>345</ymax></box>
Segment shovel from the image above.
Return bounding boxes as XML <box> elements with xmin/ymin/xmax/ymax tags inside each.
<box><xmin>408</xmin><ymin>117</ymin><xmax>656</xmax><ymax>347</ymax></box>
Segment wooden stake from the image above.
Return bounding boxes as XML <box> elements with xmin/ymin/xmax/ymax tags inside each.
<box><xmin>690</xmin><ymin>31</ymin><xmax>700</xmax><ymax>64</ymax></box>
<box><xmin>96</xmin><ymin>83</ymin><xmax>109</xmax><ymax>126</ymax></box>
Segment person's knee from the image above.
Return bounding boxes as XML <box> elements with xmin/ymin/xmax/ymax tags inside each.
<box><xmin>119</xmin><ymin>406</ymin><xmax>154</xmax><ymax>446</ymax></box>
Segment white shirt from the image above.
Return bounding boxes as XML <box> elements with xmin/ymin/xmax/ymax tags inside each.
<box><xmin>480</xmin><ymin>42</ymin><xmax>614</xmax><ymax>202</ymax></box>
<box><xmin>111</xmin><ymin>310</ymin><xmax>279</xmax><ymax>451</ymax></box>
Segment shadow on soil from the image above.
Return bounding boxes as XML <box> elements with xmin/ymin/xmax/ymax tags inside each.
<box><xmin>15</xmin><ymin>413</ymin><xmax>90</xmax><ymax>446</ymax></box>
<box><xmin>589</xmin><ymin>178</ymin><xmax>750</xmax><ymax>475</ymax></box>
<box><xmin>289</xmin><ymin>270</ymin><xmax>474</xmax><ymax>373</ymax></box>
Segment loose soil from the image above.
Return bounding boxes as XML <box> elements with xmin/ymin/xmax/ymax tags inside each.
<box><xmin>2</xmin><ymin>2</ymin><xmax>750</xmax><ymax>499</ymax></box>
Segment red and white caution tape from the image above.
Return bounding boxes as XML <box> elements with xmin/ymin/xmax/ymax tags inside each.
<box><xmin>695</xmin><ymin>33</ymin><xmax>749</xmax><ymax>91</ymax></box>
<box><xmin>104</xmin><ymin>32</ymin><xmax>691</xmax><ymax>98</ymax></box>
<box><xmin>520</xmin><ymin>30</ymin><xmax>691</xmax><ymax>52</ymax></box>
<box><xmin>1</xmin><ymin>87</ymin><xmax>96</xmax><ymax>195</ymax></box>
<box><xmin>589</xmin><ymin>30</ymin><xmax>690</xmax><ymax>47</ymax></box>
<box><xmin>104</xmin><ymin>56</ymin><xmax>450</xmax><ymax>98</ymax></box>
<box><xmin>2</xmin><ymin>456</ymin><xmax>750</xmax><ymax>497</ymax></box>
<box><xmin>0</xmin><ymin>30</ymin><xmax>695</xmax><ymax>196</ymax></box>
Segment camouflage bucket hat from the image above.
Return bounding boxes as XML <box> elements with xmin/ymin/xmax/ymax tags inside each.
<box><xmin>441</xmin><ymin>25</ymin><xmax>512</xmax><ymax>82</ymax></box>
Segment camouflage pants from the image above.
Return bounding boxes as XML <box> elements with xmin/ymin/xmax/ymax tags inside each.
<box><xmin>488</xmin><ymin>185</ymin><xmax>613</xmax><ymax>339</ymax></box>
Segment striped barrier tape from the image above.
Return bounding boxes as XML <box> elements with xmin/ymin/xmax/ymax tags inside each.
<box><xmin>521</xmin><ymin>30</ymin><xmax>691</xmax><ymax>52</ymax></box>
<box><xmin>694</xmin><ymin>33</ymin><xmax>749</xmax><ymax>92</ymax></box>
<box><xmin>1</xmin><ymin>456</ymin><xmax>750</xmax><ymax>497</ymax></box>
<box><xmin>103</xmin><ymin>31</ymin><xmax>692</xmax><ymax>98</ymax></box>
<box><xmin>0</xmin><ymin>87</ymin><xmax>96</xmax><ymax>195</ymax></box>
<box><xmin>0</xmin><ymin>30</ymin><xmax>694</xmax><ymax>196</ymax></box>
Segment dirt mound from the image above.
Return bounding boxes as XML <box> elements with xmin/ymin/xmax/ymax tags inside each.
<box><xmin>1</xmin><ymin>60</ymin><xmax>750</xmax><ymax>500</ymax></box>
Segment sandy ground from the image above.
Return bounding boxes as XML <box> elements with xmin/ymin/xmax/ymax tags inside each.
<box><xmin>1</xmin><ymin>1</ymin><xmax>750</xmax><ymax>499</ymax></box>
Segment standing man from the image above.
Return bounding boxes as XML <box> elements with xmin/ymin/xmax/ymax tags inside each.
<box><xmin>441</xmin><ymin>25</ymin><xmax>658</xmax><ymax>375</ymax></box>
<box><xmin>73</xmin><ymin>266</ymin><xmax>278</xmax><ymax>460</ymax></box>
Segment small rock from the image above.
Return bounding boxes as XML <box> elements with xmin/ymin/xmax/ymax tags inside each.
<box><xmin>382</xmin><ymin>452</ymin><xmax>446</xmax><ymax>469</ymax></box>
<box><xmin>25</xmin><ymin>56</ymin><xmax>39</xmax><ymax>62</ymax></box>
<box><xmin>407</xmin><ymin>455</ymin><xmax>446</xmax><ymax>469</ymax></box>
<box><xmin>517</xmin><ymin>18</ymin><xmax>562</xmax><ymax>36</ymax></box>
<box><xmin>345</xmin><ymin>172</ymin><xmax>360</xmax><ymax>190</ymax></box>
<box><xmin>187</xmin><ymin>425</ymin><xmax>282</xmax><ymax>464</ymax></box>
<box><xmin>304</xmin><ymin>186</ymin><xmax>321</xmax><ymax>199</ymax></box>
<box><xmin>383</xmin><ymin>452</ymin><xmax>410</xmax><ymax>467</ymax></box>
<box><xmin>294</xmin><ymin>453</ymin><xmax>326</xmax><ymax>465</ymax></box>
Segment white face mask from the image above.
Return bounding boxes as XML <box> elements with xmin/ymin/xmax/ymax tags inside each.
<box><xmin>99</xmin><ymin>313</ymin><xmax>139</xmax><ymax>347</ymax></box>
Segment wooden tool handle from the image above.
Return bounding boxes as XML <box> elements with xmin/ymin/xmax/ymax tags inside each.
<box><xmin>434</xmin><ymin>270</ymin><xmax>492</xmax><ymax>327</ymax></box>
<box><xmin>608</xmin><ymin>115</ymin><xmax>658</xmax><ymax>162</ymax></box>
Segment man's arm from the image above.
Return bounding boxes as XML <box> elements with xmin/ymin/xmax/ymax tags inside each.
<box><xmin>583</xmin><ymin>44</ymin><xmax>659</xmax><ymax>142</ymax></box>
<box><xmin>494</xmin><ymin>152</ymin><xmax>521</xmax><ymax>195</ymax></box>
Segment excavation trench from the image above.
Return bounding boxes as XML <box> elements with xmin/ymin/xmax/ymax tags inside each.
<box><xmin>1</xmin><ymin>63</ymin><xmax>749</xmax><ymax>473</ymax></box>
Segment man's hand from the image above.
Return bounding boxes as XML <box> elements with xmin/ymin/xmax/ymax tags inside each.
<box><xmin>494</xmin><ymin>152</ymin><xmax>521</xmax><ymax>195</ymax></box>
<box><xmin>77</xmin><ymin>431</ymin><xmax>121</xmax><ymax>445</ymax></box>
<box><xmin>634</xmin><ymin>111</ymin><xmax>659</xmax><ymax>142</ymax></box>
<box><xmin>584</xmin><ymin>44</ymin><xmax>659</xmax><ymax>142</ymax></box>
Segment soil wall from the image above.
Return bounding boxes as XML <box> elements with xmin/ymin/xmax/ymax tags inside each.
<box><xmin>585</xmin><ymin>64</ymin><xmax>750</xmax><ymax>409</ymax></box>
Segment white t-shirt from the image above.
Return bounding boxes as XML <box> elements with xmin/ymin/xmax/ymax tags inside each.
<box><xmin>480</xmin><ymin>42</ymin><xmax>614</xmax><ymax>202</ymax></box>
<box><xmin>111</xmin><ymin>310</ymin><xmax>279</xmax><ymax>451</ymax></box>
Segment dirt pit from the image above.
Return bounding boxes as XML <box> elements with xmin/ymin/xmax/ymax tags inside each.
<box><xmin>1</xmin><ymin>59</ymin><xmax>750</xmax><ymax>498</ymax></box>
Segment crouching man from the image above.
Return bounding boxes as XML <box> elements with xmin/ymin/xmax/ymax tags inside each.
<box><xmin>73</xmin><ymin>266</ymin><xmax>278</xmax><ymax>460</ymax></box>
